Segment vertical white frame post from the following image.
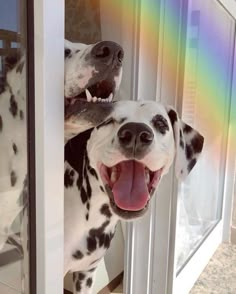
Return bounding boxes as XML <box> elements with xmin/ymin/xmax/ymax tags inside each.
<box><xmin>222</xmin><ymin>20</ymin><xmax>236</xmax><ymax>242</ymax></box>
<box><xmin>34</xmin><ymin>1</ymin><xmax>64</xmax><ymax>294</ymax></box>
<box><xmin>173</xmin><ymin>1</ymin><xmax>236</xmax><ymax>294</ymax></box>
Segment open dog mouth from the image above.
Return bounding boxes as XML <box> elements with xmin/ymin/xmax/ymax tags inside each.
<box><xmin>67</xmin><ymin>80</ymin><xmax>114</xmax><ymax>104</ymax></box>
<box><xmin>100</xmin><ymin>160</ymin><xmax>163</xmax><ymax>218</ymax></box>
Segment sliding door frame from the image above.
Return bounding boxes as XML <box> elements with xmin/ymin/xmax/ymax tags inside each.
<box><xmin>173</xmin><ymin>1</ymin><xmax>236</xmax><ymax>294</ymax></box>
<box><xmin>27</xmin><ymin>0</ymin><xmax>36</xmax><ymax>292</ymax></box>
<box><xmin>34</xmin><ymin>1</ymin><xmax>64</xmax><ymax>294</ymax></box>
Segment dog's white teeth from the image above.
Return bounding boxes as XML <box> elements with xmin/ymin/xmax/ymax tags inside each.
<box><xmin>108</xmin><ymin>93</ymin><xmax>113</xmax><ymax>102</ymax></box>
<box><xmin>92</xmin><ymin>97</ymin><xmax>98</xmax><ymax>103</ymax></box>
<box><xmin>98</xmin><ymin>98</ymin><xmax>102</xmax><ymax>102</ymax></box>
<box><xmin>110</xmin><ymin>167</ymin><xmax>118</xmax><ymax>183</ymax></box>
<box><xmin>85</xmin><ymin>89</ymin><xmax>93</xmax><ymax>102</ymax></box>
<box><xmin>145</xmin><ymin>170</ymin><xmax>150</xmax><ymax>184</ymax></box>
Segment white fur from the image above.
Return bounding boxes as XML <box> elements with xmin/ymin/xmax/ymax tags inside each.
<box><xmin>0</xmin><ymin>57</ymin><xmax>27</xmax><ymax>249</ymax></box>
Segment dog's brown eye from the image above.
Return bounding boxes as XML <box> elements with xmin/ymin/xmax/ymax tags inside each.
<box><xmin>152</xmin><ymin>115</ymin><xmax>169</xmax><ymax>135</ymax></box>
<box><xmin>65</xmin><ymin>48</ymin><xmax>71</xmax><ymax>58</ymax></box>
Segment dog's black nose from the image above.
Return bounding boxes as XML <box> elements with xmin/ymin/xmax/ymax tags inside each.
<box><xmin>118</xmin><ymin>123</ymin><xmax>154</xmax><ymax>151</ymax></box>
<box><xmin>91</xmin><ymin>41</ymin><xmax>124</xmax><ymax>66</ymax></box>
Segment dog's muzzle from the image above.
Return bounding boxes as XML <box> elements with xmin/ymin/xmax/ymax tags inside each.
<box><xmin>91</xmin><ymin>41</ymin><xmax>124</xmax><ymax>68</ymax></box>
<box><xmin>99</xmin><ymin>122</ymin><xmax>162</xmax><ymax>219</ymax></box>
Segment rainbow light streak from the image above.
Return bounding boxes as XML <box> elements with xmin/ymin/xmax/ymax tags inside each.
<box><xmin>109</xmin><ymin>0</ymin><xmax>236</xmax><ymax>152</ymax></box>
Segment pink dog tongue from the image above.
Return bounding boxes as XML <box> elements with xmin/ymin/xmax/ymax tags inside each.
<box><xmin>112</xmin><ymin>161</ymin><xmax>149</xmax><ymax>211</ymax></box>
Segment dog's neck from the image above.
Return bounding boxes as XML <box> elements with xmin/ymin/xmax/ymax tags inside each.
<box><xmin>65</xmin><ymin>130</ymin><xmax>119</xmax><ymax>221</ymax></box>
<box><xmin>65</xmin><ymin>131</ymin><xmax>119</xmax><ymax>253</ymax></box>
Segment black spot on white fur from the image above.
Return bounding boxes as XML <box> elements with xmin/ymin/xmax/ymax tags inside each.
<box><xmin>86</xmin><ymin>277</ymin><xmax>93</xmax><ymax>287</ymax></box>
<box><xmin>10</xmin><ymin>171</ymin><xmax>17</xmax><ymax>186</ymax></box>
<box><xmin>167</xmin><ymin>109</ymin><xmax>177</xmax><ymax>126</ymax></box>
<box><xmin>152</xmin><ymin>114</ymin><xmax>169</xmax><ymax>134</ymax></box>
<box><xmin>64</xmin><ymin>48</ymin><xmax>71</xmax><ymax>58</ymax></box>
<box><xmin>85</xmin><ymin>175</ymin><xmax>92</xmax><ymax>199</ymax></box>
<box><xmin>20</xmin><ymin>110</ymin><xmax>24</xmax><ymax>120</ymax></box>
<box><xmin>64</xmin><ymin>168</ymin><xmax>74</xmax><ymax>188</ymax></box>
<box><xmin>0</xmin><ymin>115</ymin><xmax>3</xmax><ymax>131</ymax></box>
<box><xmin>183</xmin><ymin>123</ymin><xmax>193</xmax><ymax>134</ymax></box>
<box><xmin>76</xmin><ymin>280</ymin><xmax>81</xmax><ymax>292</ymax></box>
<box><xmin>185</xmin><ymin>144</ymin><xmax>193</xmax><ymax>160</ymax></box>
<box><xmin>87</xmin><ymin>236</ymin><xmax>97</xmax><ymax>253</ymax></box>
<box><xmin>86</xmin><ymin>221</ymin><xmax>111</xmax><ymax>253</ymax></box>
<box><xmin>81</xmin><ymin>187</ymin><xmax>88</xmax><ymax>204</ymax></box>
<box><xmin>65</xmin><ymin>129</ymin><xmax>93</xmax><ymax>191</ymax></box>
<box><xmin>9</xmin><ymin>95</ymin><xmax>18</xmax><ymax>117</ymax></box>
<box><xmin>12</xmin><ymin>143</ymin><xmax>18</xmax><ymax>154</ymax></box>
<box><xmin>72</xmin><ymin>250</ymin><xmax>84</xmax><ymax>260</ymax></box>
<box><xmin>191</xmin><ymin>135</ymin><xmax>204</xmax><ymax>154</ymax></box>
<box><xmin>78</xmin><ymin>273</ymin><xmax>85</xmax><ymax>280</ymax></box>
<box><xmin>88</xmin><ymin>167</ymin><xmax>98</xmax><ymax>180</ymax></box>
<box><xmin>0</xmin><ymin>77</ymin><xmax>6</xmax><ymax>95</ymax></box>
<box><xmin>188</xmin><ymin>158</ymin><xmax>197</xmax><ymax>173</ymax></box>
<box><xmin>179</xmin><ymin>130</ymin><xmax>184</xmax><ymax>148</ymax></box>
<box><xmin>185</xmin><ymin>134</ymin><xmax>204</xmax><ymax>160</ymax></box>
<box><xmin>100</xmin><ymin>204</ymin><xmax>112</xmax><ymax>218</ymax></box>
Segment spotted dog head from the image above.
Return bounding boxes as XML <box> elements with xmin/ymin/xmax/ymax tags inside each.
<box><xmin>86</xmin><ymin>100</ymin><xmax>204</xmax><ymax>219</ymax></box>
<box><xmin>64</xmin><ymin>40</ymin><xmax>124</xmax><ymax>141</ymax></box>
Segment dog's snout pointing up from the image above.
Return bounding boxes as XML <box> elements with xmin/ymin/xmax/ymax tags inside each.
<box><xmin>118</xmin><ymin>123</ymin><xmax>154</xmax><ymax>156</ymax></box>
<box><xmin>91</xmin><ymin>41</ymin><xmax>124</xmax><ymax>66</ymax></box>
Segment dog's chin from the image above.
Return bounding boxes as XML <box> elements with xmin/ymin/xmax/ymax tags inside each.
<box><xmin>105</xmin><ymin>184</ymin><xmax>149</xmax><ymax>220</ymax></box>
<box><xmin>100</xmin><ymin>160</ymin><xmax>163</xmax><ymax>220</ymax></box>
<box><xmin>65</xmin><ymin>79</ymin><xmax>116</xmax><ymax>106</ymax></box>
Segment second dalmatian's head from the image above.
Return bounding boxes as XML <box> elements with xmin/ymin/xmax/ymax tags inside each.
<box><xmin>64</xmin><ymin>40</ymin><xmax>123</xmax><ymax>102</ymax></box>
<box><xmin>64</xmin><ymin>40</ymin><xmax>124</xmax><ymax>141</ymax></box>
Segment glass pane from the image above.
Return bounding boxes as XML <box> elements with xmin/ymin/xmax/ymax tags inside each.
<box><xmin>175</xmin><ymin>0</ymin><xmax>235</xmax><ymax>273</ymax></box>
<box><xmin>0</xmin><ymin>0</ymin><xmax>30</xmax><ymax>293</ymax></box>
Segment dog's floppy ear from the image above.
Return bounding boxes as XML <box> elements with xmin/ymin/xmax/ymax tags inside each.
<box><xmin>166</xmin><ymin>106</ymin><xmax>204</xmax><ymax>180</ymax></box>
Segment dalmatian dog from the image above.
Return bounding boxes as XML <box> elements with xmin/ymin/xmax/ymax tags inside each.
<box><xmin>64</xmin><ymin>98</ymin><xmax>204</xmax><ymax>293</ymax></box>
<box><xmin>0</xmin><ymin>39</ymin><xmax>124</xmax><ymax>251</ymax></box>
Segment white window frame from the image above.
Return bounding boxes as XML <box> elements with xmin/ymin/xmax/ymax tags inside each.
<box><xmin>34</xmin><ymin>1</ymin><xmax>64</xmax><ymax>294</ymax></box>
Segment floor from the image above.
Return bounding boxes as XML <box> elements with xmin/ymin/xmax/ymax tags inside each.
<box><xmin>0</xmin><ymin>243</ymin><xmax>22</xmax><ymax>294</ymax></box>
<box><xmin>112</xmin><ymin>243</ymin><xmax>236</xmax><ymax>294</ymax></box>
<box><xmin>190</xmin><ymin>243</ymin><xmax>236</xmax><ymax>294</ymax></box>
